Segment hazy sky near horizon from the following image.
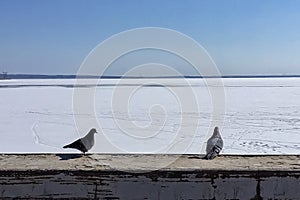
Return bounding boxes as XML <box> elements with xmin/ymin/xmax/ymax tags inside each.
<box><xmin>1</xmin><ymin>0</ymin><xmax>300</xmax><ymax>75</ymax></box>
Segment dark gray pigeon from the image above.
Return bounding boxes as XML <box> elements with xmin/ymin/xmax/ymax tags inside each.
<box><xmin>63</xmin><ymin>128</ymin><xmax>97</xmax><ymax>154</ymax></box>
<box><xmin>204</xmin><ymin>127</ymin><xmax>223</xmax><ymax>160</ymax></box>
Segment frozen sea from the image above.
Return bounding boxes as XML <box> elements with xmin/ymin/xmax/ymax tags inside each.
<box><xmin>0</xmin><ymin>78</ymin><xmax>300</xmax><ymax>154</ymax></box>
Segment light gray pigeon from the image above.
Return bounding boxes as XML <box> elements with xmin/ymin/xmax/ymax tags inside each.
<box><xmin>204</xmin><ymin>127</ymin><xmax>223</xmax><ymax>160</ymax></box>
<box><xmin>63</xmin><ymin>128</ymin><xmax>97</xmax><ymax>154</ymax></box>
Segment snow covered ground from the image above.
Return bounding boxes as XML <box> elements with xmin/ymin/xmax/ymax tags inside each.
<box><xmin>0</xmin><ymin>78</ymin><xmax>300</xmax><ymax>154</ymax></box>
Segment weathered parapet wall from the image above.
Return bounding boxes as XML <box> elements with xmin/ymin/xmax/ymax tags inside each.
<box><xmin>0</xmin><ymin>155</ymin><xmax>299</xmax><ymax>199</ymax></box>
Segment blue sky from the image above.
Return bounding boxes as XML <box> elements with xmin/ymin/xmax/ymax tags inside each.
<box><xmin>0</xmin><ymin>0</ymin><xmax>300</xmax><ymax>75</ymax></box>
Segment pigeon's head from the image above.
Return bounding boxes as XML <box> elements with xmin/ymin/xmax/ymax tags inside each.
<box><xmin>213</xmin><ymin>127</ymin><xmax>220</xmax><ymax>136</ymax></box>
<box><xmin>90</xmin><ymin>128</ymin><xmax>97</xmax><ymax>134</ymax></box>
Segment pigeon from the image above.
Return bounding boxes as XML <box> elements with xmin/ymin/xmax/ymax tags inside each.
<box><xmin>204</xmin><ymin>127</ymin><xmax>223</xmax><ymax>160</ymax></box>
<box><xmin>63</xmin><ymin>128</ymin><xmax>97</xmax><ymax>154</ymax></box>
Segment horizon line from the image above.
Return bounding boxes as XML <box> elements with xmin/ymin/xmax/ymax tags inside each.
<box><xmin>2</xmin><ymin>73</ymin><xmax>300</xmax><ymax>79</ymax></box>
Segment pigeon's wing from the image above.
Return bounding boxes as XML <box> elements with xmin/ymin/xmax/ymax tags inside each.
<box><xmin>204</xmin><ymin>138</ymin><xmax>223</xmax><ymax>160</ymax></box>
<box><xmin>63</xmin><ymin>139</ymin><xmax>88</xmax><ymax>153</ymax></box>
<box><xmin>216</xmin><ymin>137</ymin><xmax>223</xmax><ymax>149</ymax></box>
<box><xmin>204</xmin><ymin>146</ymin><xmax>221</xmax><ymax>160</ymax></box>
<box><xmin>206</xmin><ymin>137</ymin><xmax>218</xmax><ymax>152</ymax></box>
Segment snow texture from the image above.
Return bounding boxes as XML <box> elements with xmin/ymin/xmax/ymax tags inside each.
<box><xmin>0</xmin><ymin>78</ymin><xmax>299</xmax><ymax>154</ymax></box>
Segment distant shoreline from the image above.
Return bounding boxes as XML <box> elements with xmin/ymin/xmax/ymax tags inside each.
<box><xmin>3</xmin><ymin>74</ymin><xmax>300</xmax><ymax>79</ymax></box>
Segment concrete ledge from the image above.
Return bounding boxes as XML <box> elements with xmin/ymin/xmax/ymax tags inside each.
<box><xmin>0</xmin><ymin>154</ymin><xmax>300</xmax><ymax>199</ymax></box>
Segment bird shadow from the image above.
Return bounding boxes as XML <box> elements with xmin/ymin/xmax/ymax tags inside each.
<box><xmin>187</xmin><ymin>155</ymin><xmax>206</xmax><ymax>159</ymax></box>
<box><xmin>56</xmin><ymin>154</ymin><xmax>84</xmax><ymax>160</ymax></box>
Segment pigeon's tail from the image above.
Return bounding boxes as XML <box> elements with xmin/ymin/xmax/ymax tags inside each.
<box><xmin>204</xmin><ymin>145</ymin><xmax>222</xmax><ymax>160</ymax></box>
<box><xmin>63</xmin><ymin>142</ymin><xmax>80</xmax><ymax>149</ymax></box>
<box><xmin>63</xmin><ymin>144</ymin><xmax>71</xmax><ymax>149</ymax></box>
<box><xmin>62</xmin><ymin>139</ymin><xmax>88</xmax><ymax>153</ymax></box>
